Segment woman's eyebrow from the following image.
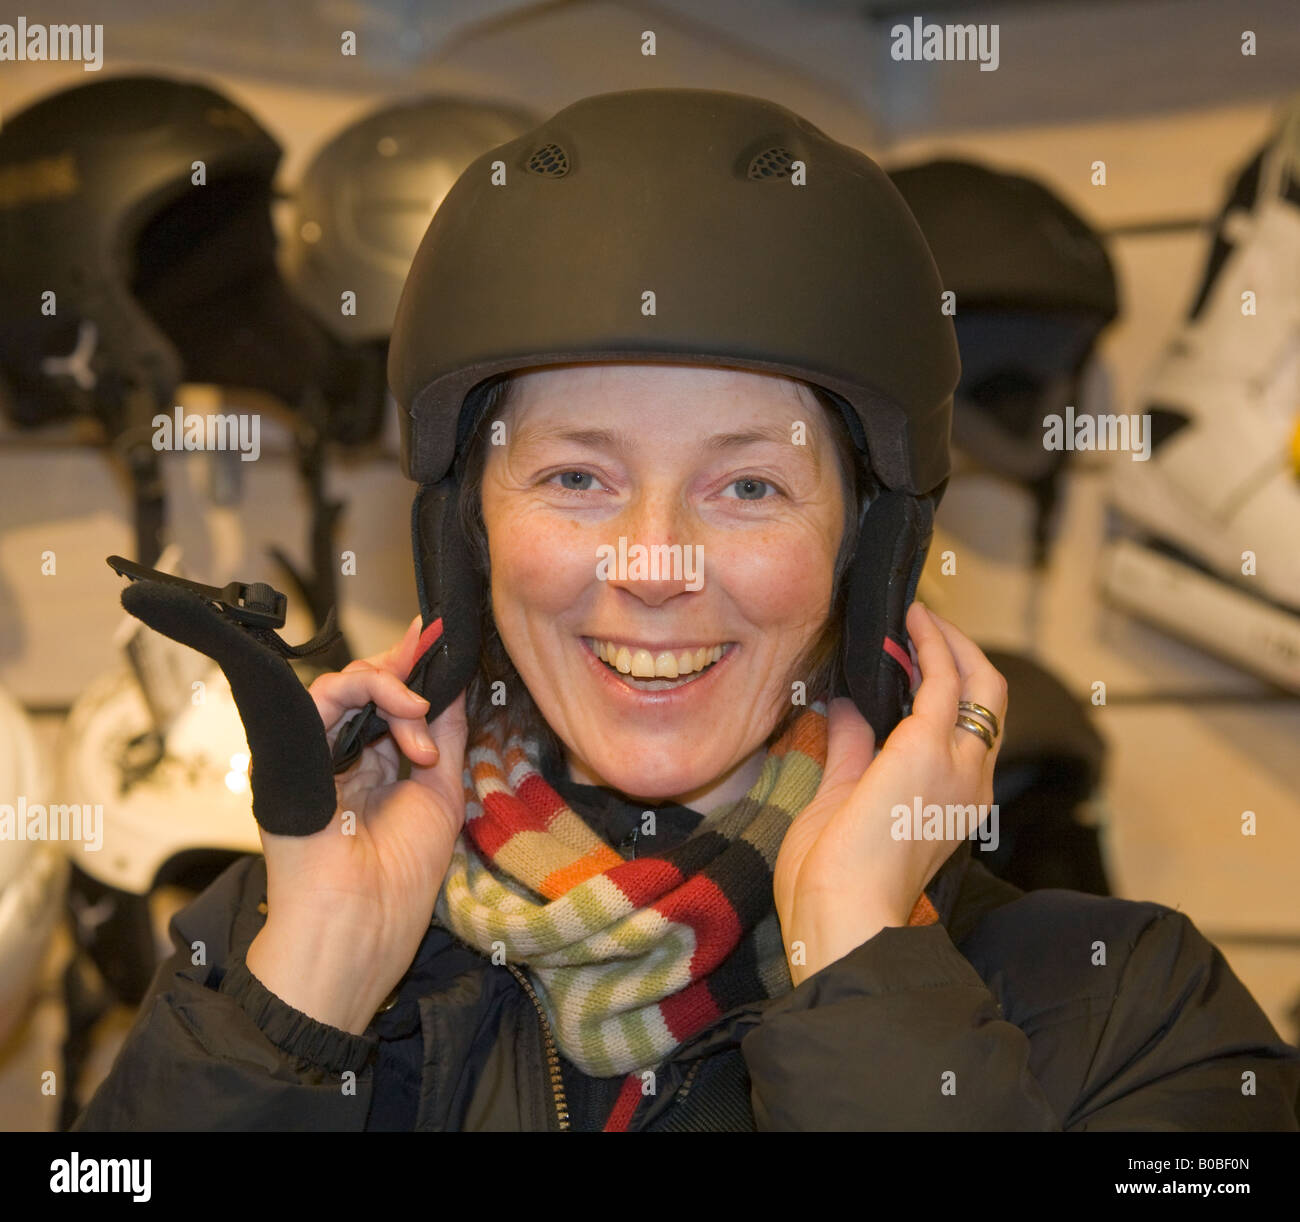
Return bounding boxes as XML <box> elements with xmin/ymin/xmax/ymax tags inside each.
<box><xmin>703</xmin><ymin>424</ymin><xmax>801</xmax><ymax>452</ymax></box>
<box><xmin>515</xmin><ymin>422</ymin><xmax>817</xmax><ymax>462</ymax></box>
<box><xmin>514</xmin><ymin>426</ymin><xmax>625</xmax><ymax>452</ymax></box>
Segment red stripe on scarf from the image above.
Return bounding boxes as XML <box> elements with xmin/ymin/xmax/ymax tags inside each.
<box><xmin>654</xmin><ymin>874</ymin><xmax>743</xmax><ymax>976</ymax></box>
<box><xmin>603</xmin><ymin>855</ymin><xmax>684</xmax><ymax>907</ymax></box>
<box><xmin>659</xmin><ymin>976</ymin><xmax>723</xmax><ymax>1045</ymax></box>
<box><xmin>465</xmin><ymin>765</ymin><xmax>568</xmax><ymax>858</ymax></box>
<box><xmin>517</xmin><ymin>769</ymin><xmax>573</xmax><ymax>825</ymax></box>
<box><xmin>603</xmin><ymin>1073</ymin><xmax>645</xmax><ymax>1132</ymax></box>
<box><xmin>467</xmin><ymin>789</ymin><xmax>539</xmax><ymax>859</ymax></box>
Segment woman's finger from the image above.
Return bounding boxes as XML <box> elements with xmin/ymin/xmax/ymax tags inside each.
<box><xmin>336</xmin><ymin>615</ymin><xmax>423</xmax><ymax>681</ymax></box>
<box><xmin>821</xmin><ymin>696</ymin><xmax>876</xmax><ymax>797</ymax></box>
<box><xmin>312</xmin><ymin>663</ymin><xmax>430</xmax><ymax>732</ymax></box>
<box><xmin>923</xmin><ymin>608</ymin><xmax>1009</xmax><ymax>772</ymax></box>
<box><xmin>376</xmin><ymin>614</ymin><xmax>426</xmax><ymax>678</ymax></box>
<box><xmin>923</xmin><ymin>608</ymin><xmax>1006</xmax><ymax>700</ymax></box>
<box><xmin>386</xmin><ymin>714</ymin><xmax>440</xmax><ymax>766</ymax></box>
<box><xmin>408</xmin><ymin>691</ymin><xmax>470</xmax><ymax>806</ymax></box>
<box><xmin>905</xmin><ymin>601</ymin><xmax>962</xmax><ymax>731</ymax></box>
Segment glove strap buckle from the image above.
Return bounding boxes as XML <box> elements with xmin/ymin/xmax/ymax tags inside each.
<box><xmin>106</xmin><ymin>555</ymin><xmax>287</xmax><ymax>629</ymax></box>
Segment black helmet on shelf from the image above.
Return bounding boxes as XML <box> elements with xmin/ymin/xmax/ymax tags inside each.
<box><xmin>0</xmin><ymin>73</ymin><xmax>358</xmax><ymax>565</ymax></box>
<box><xmin>887</xmin><ymin>157</ymin><xmax>1119</xmax><ymax>563</ymax></box>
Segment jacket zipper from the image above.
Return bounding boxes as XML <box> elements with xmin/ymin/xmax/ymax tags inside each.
<box><xmin>504</xmin><ymin>962</ymin><xmax>571</xmax><ymax>1131</ymax></box>
<box><xmin>441</xmin><ymin>922</ymin><xmax>720</xmax><ymax>1131</ymax></box>
<box><xmin>673</xmin><ymin>1058</ymin><xmax>704</xmax><ymax>1107</ymax></box>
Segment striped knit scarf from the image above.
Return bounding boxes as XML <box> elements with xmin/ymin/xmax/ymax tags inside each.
<box><xmin>433</xmin><ymin>700</ymin><xmax>939</xmax><ymax>1078</ymax></box>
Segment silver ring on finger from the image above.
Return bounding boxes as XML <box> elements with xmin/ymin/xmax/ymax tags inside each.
<box><xmin>954</xmin><ymin>714</ymin><xmax>995</xmax><ymax>750</ymax></box>
<box><xmin>957</xmin><ymin>700</ymin><xmax>1000</xmax><ymax>739</ymax></box>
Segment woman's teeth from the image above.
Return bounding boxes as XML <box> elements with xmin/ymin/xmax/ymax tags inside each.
<box><xmin>587</xmin><ymin>639</ymin><xmax>731</xmax><ymax>687</ymax></box>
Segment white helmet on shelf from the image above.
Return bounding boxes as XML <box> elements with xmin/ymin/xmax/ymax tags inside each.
<box><xmin>0</xmin><ymin>682</ymin><xmax>69</xmax><ymax>1048</ymax></box>
<box><xmin>57</xmin><ymin>663</ymin><xmax>262</xmax><ymax>1003</ymax></box>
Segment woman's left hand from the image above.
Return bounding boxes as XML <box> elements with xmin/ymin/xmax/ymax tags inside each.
<box><xmin>772</xmin><ymin>602</ymin><xmax>1008</xmax><ymax>986</ymax></box>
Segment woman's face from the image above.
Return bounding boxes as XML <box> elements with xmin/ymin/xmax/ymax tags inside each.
<box><xmin>480</xmin><ymin>362</ymin><xmax>846</xmax><ymax>812</ymax></box>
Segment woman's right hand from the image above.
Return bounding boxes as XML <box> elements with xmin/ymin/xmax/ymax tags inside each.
<box><xmin>244</xmin><ymin>615</ymin><xmax>469</xmax><ymax>1034</ymax></box>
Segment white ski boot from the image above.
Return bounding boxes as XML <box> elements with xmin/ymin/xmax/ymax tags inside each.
<box><xmin>1101</xmin><ymin>94</ymin><xmax>1300</xmax><ymax>689</ymax></box>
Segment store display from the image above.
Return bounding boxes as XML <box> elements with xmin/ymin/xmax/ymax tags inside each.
<box><xmin>1100</xmin><ymin>93</ymin><xmax>1300</xmax><ymax>688</ymax></box>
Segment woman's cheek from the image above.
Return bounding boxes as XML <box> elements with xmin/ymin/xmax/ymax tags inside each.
<box><xmin>717</xmin><ymin>523</ymin><xmax>834</xmax><ymax>627</ymax></box>
<box><xmin>491</xmin><ymin>506</ymin><xmax>594</xmax><ymax>615</ymax></box>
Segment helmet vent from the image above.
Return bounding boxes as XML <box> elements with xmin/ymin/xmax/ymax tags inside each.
<box><xmin>526</xmin><ymin>143</ymin><xmax>570</xmax><ymax>177</ymax></box>
<box><xmin>747</xmin><ymin>147</ymin><xmax>795</xmax><ymax>179</ymax></box>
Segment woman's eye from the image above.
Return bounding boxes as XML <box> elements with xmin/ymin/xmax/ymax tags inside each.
<box><xmin>550</xmin><ymin>470</ymin><xmax>603</xmax><ymax>492</ymax></box>
<box><xmin>723</xmin><ymin>477</ymin><xmax>777</xmax><ymax>502</ymax></box>
<box><xmin>547</xmin><ymin>471</ymin><xmax>779</xmax><ymax>500</ymax></box>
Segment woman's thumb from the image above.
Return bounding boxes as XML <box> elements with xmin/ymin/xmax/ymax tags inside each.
<box><xmin>818</xmin><ymin>696</ymin><xmax>876</xmax><ymax>796</ymax></box>
<box><xmin>413</xmin><ymin>690</ymin><xmax>469</xmax><ymax>780</ymax></box>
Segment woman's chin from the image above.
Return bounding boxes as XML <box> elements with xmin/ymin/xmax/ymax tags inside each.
<box><xmin>595</xmin><ymin>770</ymin><xmax>715</xmax><ymax>808</ymax></box>
<box><xmin>567</xmin><ymin>741</ymin><xmax>729</xmax><ymax>805</ymax></box>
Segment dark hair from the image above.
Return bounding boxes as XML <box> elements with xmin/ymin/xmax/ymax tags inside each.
<box><xmin>452</xmin><ymin>369</ymin><xmax>875</xmax><ymax>777</ymax></box>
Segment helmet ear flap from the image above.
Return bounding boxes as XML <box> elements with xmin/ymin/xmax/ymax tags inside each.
<box><xmin>410</xmin><ymin>476</ymin><xmax>485</xmax><ymax>720</ymax></box>
<box><xmin>840</xmin><ymin>489</ymin><xmax>937</xmax><ymax>742</ymax></box>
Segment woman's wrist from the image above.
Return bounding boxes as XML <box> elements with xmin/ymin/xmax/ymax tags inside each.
<box><xmin>244</xmin><ymin>915</ymin><xmax>391</xmax><ymax>1035</ymax></box>
<box><xmin>785</xmin><ymin>892</ymin><xmax>909</xmax><ymax>987</ymax></box>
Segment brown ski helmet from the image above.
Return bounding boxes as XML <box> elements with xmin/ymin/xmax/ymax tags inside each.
<box><xmin>383</xmin><ymin>88</ymin><xmax>960</xmax><ymax>746</ymax></box>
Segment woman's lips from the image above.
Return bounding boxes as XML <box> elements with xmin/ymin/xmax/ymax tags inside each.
<box><xmin>578</xmin><ymin>636</ymin><xmax>736</xmax><ymax>704</ymax></box>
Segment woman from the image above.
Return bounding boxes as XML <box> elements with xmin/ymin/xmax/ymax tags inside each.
<box><xmin>76</xmin><ymin>89</ymin><xmax>1299</xmax><ymax>1131</ymax></box>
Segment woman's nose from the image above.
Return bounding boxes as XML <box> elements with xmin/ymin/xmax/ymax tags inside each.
<box><xmin>599</xmin><ymin>493</ymin><xmax>704</xmax><ymax>603</ymax></box>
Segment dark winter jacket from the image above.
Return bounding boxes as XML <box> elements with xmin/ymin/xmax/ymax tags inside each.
<box><xmin>73</xmin><ymin>768</ymin><xmax>1300</xmax><ymax>1132</ymax></box>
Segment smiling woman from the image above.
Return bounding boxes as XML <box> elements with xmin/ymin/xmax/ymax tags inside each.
<box><xmin>454</xmin><ymin>362</ymin><xmax>867</xmax><ymax>809</ymax></box>
<box><xmin>74</xmin><ymin>86</ymin><xmax>1300</xmax><ymax>1135</ymax></box>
